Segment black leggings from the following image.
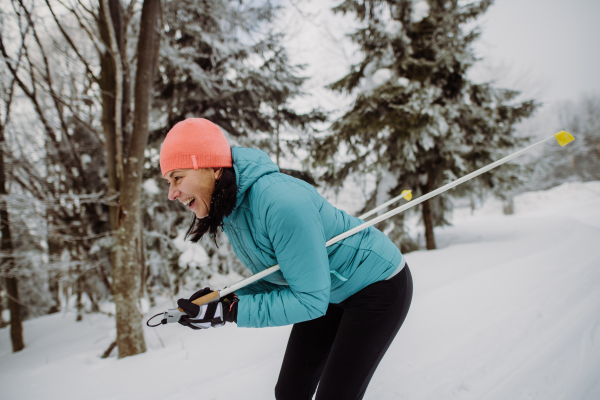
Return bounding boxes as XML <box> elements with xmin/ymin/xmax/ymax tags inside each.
<box><xmin>275</xmin><ymin>264</ymin><xmax>413</xmax><ymax>400</ymax></box>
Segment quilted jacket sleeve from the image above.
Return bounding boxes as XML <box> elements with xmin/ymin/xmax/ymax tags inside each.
<box><xmin>235</xmin><ymin>279</ymin><xmax>281</xmax><ymax>297</ymax></box>
<box><xmin>236</xmin><ymin>183</ymin><xmax>331</xmax><ymax>328</ymax></box>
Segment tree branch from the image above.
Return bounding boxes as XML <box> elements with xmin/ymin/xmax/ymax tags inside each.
<box><xmin>18</xmin><ymin>1</ymin><xmax>87</xmax><ymax>178</ymax></box>
<box><xmin>77</xmin><ymin>0</ymin><xmax>97</xmax><ymax>19</ymax></box>
<box><xmin>2</xmin><ymin>1</ymin><xmax>31</xmax><ymax>129</ymax></box>
<box><xmin>57</xmin><ymin>0</ymin><xmax>104</xmax><ymax>56</ymax></box>
<box><xmin>44</xmin><ymin>0</ymin><xmax>99</xmax><ymax>83</ymax></box>
<box><xmin>43</xmin><ymin>88</ymin><xmax>105</xmax><ymax>145</ymax></box>
<box><xmin>101</xmin><ymin>0</ymin><xmax>124</xmax><ymax>180</ymax></box>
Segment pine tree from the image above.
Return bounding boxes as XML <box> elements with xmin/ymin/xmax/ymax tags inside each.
<box><xmin>149</xmin><ymin>0</ymin><xmax>325</xmax><ymax>153</ymax></box>
<box><xmin>315</xmin><ymin>0</ymin><xmax>536</xmax><ymax>250</ymax></box>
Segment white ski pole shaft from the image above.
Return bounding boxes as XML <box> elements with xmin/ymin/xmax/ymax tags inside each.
<box><xmin>196</xmin><ymin>131</ymin><xmax>574</xmax><ymax>304</ymax></box>
<box><xmin>326</xmin><ymin>132</ymin><xmax>574</xmax><ymax>247</ymax></box>
<box><xmin>358</xmin><ymin>190</ymin><xmax>412</xmax><ymax>220</ymax></box>
<box><xmin>219</xmin><ymin>196</ymin><xmax>411</xmax><ymax>297</ymax></box>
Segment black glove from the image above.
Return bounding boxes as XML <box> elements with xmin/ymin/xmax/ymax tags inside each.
<box><xmin>177</xmin><ymin>287</ymin><xmax>238</xmax><ymax>330</ymax></box>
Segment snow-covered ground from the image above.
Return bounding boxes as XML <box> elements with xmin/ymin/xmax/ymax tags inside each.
<box><xmin>1</xmin><ymin>181</ymin><xmax>600</xmax><ymax>399</ymax></box>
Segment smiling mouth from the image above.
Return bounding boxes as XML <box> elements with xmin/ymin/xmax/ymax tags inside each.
<box><xmin>183</xmin><ymin>197</ymin><xmax>195</xmax><ymax>208</ymax></box>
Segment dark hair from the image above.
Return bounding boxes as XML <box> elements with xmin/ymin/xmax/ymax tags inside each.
<box><xmin>184</xmin><ymin>167</ymin><xmax>237</xmax><ymax>244</ymax></box>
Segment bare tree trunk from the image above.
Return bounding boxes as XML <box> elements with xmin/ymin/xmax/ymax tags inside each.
<box><xmin>0</xmin><ymin>18</ymin><xmax>25</xmax><ymax>348</ymax></box>
<box><xmin>112</xmin><ymin>0</ymin><xmax>161</xmax><ymax>358</ymax></box>
<box><xmin>139</xmin><ymin>224</ymin><xmax>148</xmax><ymax>299</ymax></box>
<box><xmin>47</xmin><ymin>160</ymin><xmax>62</xmax><ymax>314</ymax></box>
<box><xmin>75</xmin><ymin>266</ymin><xmax>83</xmax><ymax>321</ymax></box>
<box><xmin>0</xmin><ymin>121</ymin><xmax>24</xmax><ymax>352</ymax></box>
<box><xmin>62</xmin><ymin>283</ymin><xmax>70</xmax><ymax>313</ymax></box>
<box><xmin>2</xmin><ymin>214</ymin><xmax>24</xmax><ymax>352</ymax></box>
<box><xmin>48</xmin><ymin>273</ymin><xmax>60</xmax><ymax>314</ymax></box>
<box><xmin>5</xmin><ymin>276</ymin><xmax>24</xmax><ymax>351</ymax></box>
<box><xmin>98</xmin><ymin>0</ymin><xmax>124</xmax><ymax>237</ymax></box>
<box><xmin>421</xmin><ymin>199</ymin><xmax>436</xmax><ymax>250</ymax></box>
<box><xmin>102</xmin><ymin>0</ymin><xmax>124</xmax><ymax>182</ymax></box>
<box><xmin>86</xmin><ymin>288</ymin><xmax>100</xmax><ymax>313</ymax></box>
<box><xmin>0</xmin><ymin>278</ymin><xmax>7</xmax><ymax>328</ymax></box>
<box><xmin>421</xmin><ymin>172</ymin><xmax>437</xmax><ymax>250</ymax></box>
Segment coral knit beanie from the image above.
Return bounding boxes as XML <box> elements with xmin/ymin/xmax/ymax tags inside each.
<box><xmin>160</xmin><ymin>118</ymin><xmax>232</xmax><ymax>177</ymax></box>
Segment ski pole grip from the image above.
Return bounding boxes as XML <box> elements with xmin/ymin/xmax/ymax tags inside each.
<box><xmin>175</xmin><ymin>290</ymin><xmax>221</xmax><ymax>313</ymax></box>
<box><xmin>192</xmin><ymin>290</ymin><xmax>220</xmax><ymax>306</ymax></box>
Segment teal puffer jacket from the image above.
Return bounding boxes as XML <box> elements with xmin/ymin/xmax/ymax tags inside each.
<box><xmin>223</xmin><ymin>147</ymin><xmax>404</xmax><ymax>328</ymax></box>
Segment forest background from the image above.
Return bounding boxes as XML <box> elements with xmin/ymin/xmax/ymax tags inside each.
<box><xmin>0</xmin><ymin>0</ymin><xmax>599</xmax><ymax>360</ymax></box>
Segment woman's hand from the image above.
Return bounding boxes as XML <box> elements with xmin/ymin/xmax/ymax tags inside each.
<box><xmin>177</xmin><ymin>287</ymin><xmax>238</xmax><ymax>330</ymax></box>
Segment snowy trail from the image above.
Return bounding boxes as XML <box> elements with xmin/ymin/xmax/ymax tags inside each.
<box><xmin>1</xmin><ymin>182</ymin><xmax>600</xmax><ymax>399</ymax></box>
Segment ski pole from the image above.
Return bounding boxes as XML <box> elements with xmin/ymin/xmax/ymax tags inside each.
<box><xmin>147</xmin><ymin>131</ymin><xmax>574</xmax><ymax>327</ymax></box>
<box><xmin>146</xmin><ymin>189</ymin><xmax>414</xmax><ymax>327</ymax></box>
<box><xmin>358</xmin><ymin>190</ymin><xmax>412</xmax><ymax>220</ymax></box>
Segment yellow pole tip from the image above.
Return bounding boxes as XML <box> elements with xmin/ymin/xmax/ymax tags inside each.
<box><xmin>401</xmin><ymin>190</ymin><xmax>413</xmax><ymax>201</ymax></box>
<box><xmin>555</xmin><ymin>131</ymin><xmax>574</xmax><ymax>147</ymax></box>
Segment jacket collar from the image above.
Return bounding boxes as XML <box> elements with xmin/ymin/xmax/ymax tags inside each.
<box><xmin>224</xmin><ymin>147</ymin><xmax>279</xmax><ymax>223</ymax></box>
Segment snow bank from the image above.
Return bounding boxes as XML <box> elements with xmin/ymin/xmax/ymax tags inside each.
<box><xmin>1</xmin><ymin>181</ymin><xmax>599</xmax><ymax>399</ymax></box>
<box><xmin>451</xmin><ymin>181</ymin><xmax>600</xmax><ymax>224</ymax></box>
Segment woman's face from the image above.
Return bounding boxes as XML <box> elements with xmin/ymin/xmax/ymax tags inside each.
<box><xmin>165</xmin><ymin>167</ymin><xmax>223</xmax><ymax>219</ymax></box>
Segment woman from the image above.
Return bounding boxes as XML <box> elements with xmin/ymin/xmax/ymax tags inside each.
<box><xmin>161</xmin><ymin>118</ymin><xmax>413</xmax><ymax>400</ymax></box>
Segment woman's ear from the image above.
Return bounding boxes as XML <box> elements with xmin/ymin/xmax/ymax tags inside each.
<box><xmin>214</xmin><ymin>167</ymin><xmax>223</xmax><ymax>180</ymax></box>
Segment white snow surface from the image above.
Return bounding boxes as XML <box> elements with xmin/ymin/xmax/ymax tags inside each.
<box><xmin>2</xmin><ymin>181</ymin><xmax>600</xmax><ymax>399</ymax></box>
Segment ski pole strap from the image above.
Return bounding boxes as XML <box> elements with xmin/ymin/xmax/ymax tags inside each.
<box><xmin>148</xmin><ymin>308</ymin><xmax>188</xmax><ymax>327</ymax></box>
<box><xmin>146</xmin><ymin>312</ymin><xmax>165</xmax><ymax>327</ymax></box>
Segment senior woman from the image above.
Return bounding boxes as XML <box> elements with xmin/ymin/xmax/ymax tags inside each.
<box><xmin>160</xmin><ymin>118</ymin><xmax>413</xmax><ymax>400</ymax></box>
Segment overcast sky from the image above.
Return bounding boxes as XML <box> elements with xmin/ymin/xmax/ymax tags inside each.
<box><xmin>283</xmin><ymin>0</ymin><xmax>600</xmax><ymax>115</ymax></box>
<box><xmin>474</xmin><ymin>0</ymin><xmax>600</xmax><ymax>104</ymax></box>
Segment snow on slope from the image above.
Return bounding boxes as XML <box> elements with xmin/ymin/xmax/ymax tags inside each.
<box><xmin>1</xmin><ymin>181</ymin><xmax>599</xmax><ymax>399</ymax></box>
